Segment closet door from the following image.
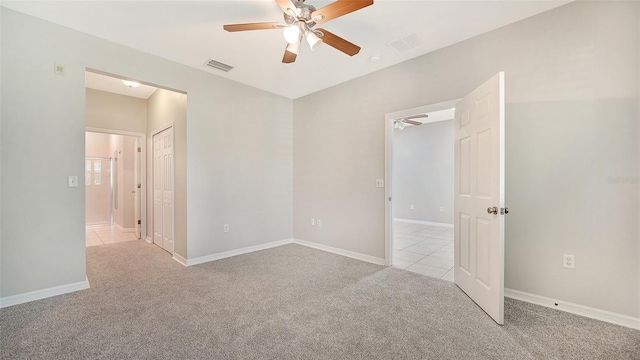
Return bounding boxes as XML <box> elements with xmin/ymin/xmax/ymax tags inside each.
<box><xmin>161</xmin><ymin>129</ymin><xmax>174</xmax><ymax>253</ymax></box>
<box><xmin>153</xmin><ymin>127</ymin><xmax>174</xmax><ymax>254</ymax></box>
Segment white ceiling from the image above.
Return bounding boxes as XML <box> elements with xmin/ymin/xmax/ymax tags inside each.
<box><xmin>2</xmin><ymin>0</ymin><xmax>571</xmax><ymax>99</ymax></box>
<box><xmin>85</xmin><ymin>71</ymin><xmax>158</xmax><ymax>99</ymax></box>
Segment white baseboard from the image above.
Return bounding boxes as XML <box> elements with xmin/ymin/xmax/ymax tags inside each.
<box><xmin>114</xmin><ymin>223</ymin><xmax>136</xmax><ymax>233</ymax></box>
<box><xmin>145</xmin><ymin>236</ymin><xmax>153</xmax><ymax>244</ymax></box>
<box><xmin>0</xmin><ymin>277</ymin><xmax>90</xmax><ymax>308</ymax></box>
<box><xmin>293</xmin><ymin>238</ymin><xmax>386</xmax><ymax>266</ymax></box>
<box><xmin>173</xmin><ymin>253</ymin><xmax>188</xmax><ymax>266</ymax></box>
<box><xmin>505</xmin><ymin>288</ymin><xmax>640</xmax><ymax>330</ymax></box>
<box><xmin>394</xmin><ymin>218</ymin><xmax>453</xmax><ymax>228</ymax></box>
<box><xmin>184</xmin><ymin>238</ymin><xmax>294</xmax><ymax>266</ymax></box>
<box><xmin>86</xmin><ymin>221</ymin><xmax>110</xmax><ymax>227</ymax></box>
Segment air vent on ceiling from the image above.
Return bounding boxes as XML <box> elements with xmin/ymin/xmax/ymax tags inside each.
<box><xmin>388</xmin><ymin>33</ymin><xmax>424</xmax><ymax>54</ymax></box>
<box><xmin>205</xmin><ymin>58</ymin><xmax>234</xmax><ymax>72</ymax></box>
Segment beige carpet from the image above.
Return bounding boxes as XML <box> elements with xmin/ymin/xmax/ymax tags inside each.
<box><xmin>1</xmin><ymin>241</ymin><xmax>638</xmax><ymax>359</ymax></box>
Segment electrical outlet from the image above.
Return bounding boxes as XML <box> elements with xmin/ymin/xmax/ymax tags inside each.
<box><xmin>410</xmin><ymin>204</ymin><xmax>414</xmax><ymax>210</ymax></box>
<box><xmin>375</xmin><ymin>179</ymin><xmax>384</xmax><ymax>188</ymax></box>
<box><xmin>311</xmin><ymin>219</ymin><xmax>315</xmax><ymax>226</ymax></box>
<box><xmin>223</xmin><ymin>224</ymin><xmax>229</xmax><ymax>233</ymax></box>
<box><xmin>563</xmin><ymin>254</ymin><xmax>575</xmax><ymax>269</ymax></box>
<box><xmin>317</xmin><ymin>219</ymin><xmax>321</xmax><ymax>227</ymax></box>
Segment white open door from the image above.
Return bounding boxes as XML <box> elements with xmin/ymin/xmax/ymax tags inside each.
<box><xmin>454</xmin><ymin>72</ymin><xmax>506</xmax><ymax>324</ymax></box>
<box><xmin>134</xmin><ymin>137</ymin><xmax>141</xmax><ymax>239</ymax></box>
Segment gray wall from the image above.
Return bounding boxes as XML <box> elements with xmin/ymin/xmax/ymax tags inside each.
<box><xmin>294</xmin><ymin>1</ymin><xmax>639</xmax><ymax>318</ymax></box>
<box><xmin>1</xmin><ymin>8</ymin><xmax>293</xmax><ymax>297</ymax></box>
<box><xmin>393</xmin><ymin>120</ymin><xmax>454</xmax><ymax>224</ymax></box>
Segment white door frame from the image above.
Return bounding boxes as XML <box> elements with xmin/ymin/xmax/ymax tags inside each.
<box><xmin>150</xmin><ymin>123</ymin><xmax>176</xmax><ymax>255</ymax></box>
<box><xmin>384</xmin><ymin>99</ymin><xmax>461</xmax><ymax>266</ymax></box>
<box><xmin>86</xmin><ymin>127</ymin><xmax>147</xmax><ymax>241</ymax></box>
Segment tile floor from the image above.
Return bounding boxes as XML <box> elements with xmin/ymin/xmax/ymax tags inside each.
<box><xmin>86</xmin><ymin>224</ymin><xmax>139</xmax><ymax>247</ymax></box>
<box><xmin>393</xmin><ymin>221</ymin><xmax>454</xmax><ymax>282</ymax></box>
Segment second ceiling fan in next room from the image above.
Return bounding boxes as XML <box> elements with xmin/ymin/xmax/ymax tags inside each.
<box><xmin>394</xmin><ymin>114</ymin><xmax>428</xmax><ymax>130</ymax></box>
<box><xmin>223</xmin><ymin>0</ymin><xmax>374</xmax><ymax>63</ymax></box>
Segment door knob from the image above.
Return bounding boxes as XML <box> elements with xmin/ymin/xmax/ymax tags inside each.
<box><xmin>487</xmin><ymin>206</ymin><xmax>498</xmax><ymax>215</ymax></box>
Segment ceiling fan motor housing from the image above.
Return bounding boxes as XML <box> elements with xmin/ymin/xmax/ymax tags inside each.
<box><xmin>284</xmin><ymin>0</ymin><xmax>318</xmax><ymax>28</ymax></box>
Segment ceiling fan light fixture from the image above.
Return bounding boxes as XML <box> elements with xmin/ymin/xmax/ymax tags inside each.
<box><xmin>122</xmin><ymin>80</ymin><xmax>140</xmax><ymax>88</ymax></box>
<box><xmin>306</xmin><ymin>31</ymin><xmax>322</xmax><ymax>51</ymax></box>
<box><xmin>283</xmin><ymin>24</ymin><xmax>301</xmax><ymax>44</ymax></box>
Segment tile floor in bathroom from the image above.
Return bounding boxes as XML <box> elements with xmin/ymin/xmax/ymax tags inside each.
<box><xmin>393</xmin><ymin>221</ymin><xmax>454</xmax><ymax>282</ymax></box>
<box><xmin>86</xmin><ymin>224</ymin><xmax>140</xmax><ymax>246</ymax></box>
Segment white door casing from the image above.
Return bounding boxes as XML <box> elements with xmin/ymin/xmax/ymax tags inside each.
<box><xmin>454</xmin><ymin>72</ymin><xmax>506</xmax><ymax>325</ymax></box>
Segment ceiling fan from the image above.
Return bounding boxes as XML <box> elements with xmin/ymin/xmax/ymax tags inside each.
<box><xmin>394</xmin><ymin>114</ymin><xmax>429</xmax><ymax>130</ymax></box>
<box><xmin>223</xmin><ymin>0</ymin><xmax>374</xmax><ymax>64</ymax></box>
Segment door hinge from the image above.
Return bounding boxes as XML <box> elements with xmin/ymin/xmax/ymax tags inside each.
<box><xmin>137</xmin><ymin>220</ymin><xmax>141</xmax><ymax>225</ymax></box>
<box><xmin>389</xmin><ymin>197</ymin><xmax>392</xmax><ymax>201</ymax></box>
<box><xmin>137</xmin><ymin>147</ymin><xmax>141</xmax><ymax>152</ymax></box>
<box><xmin>137</xmin><ymin>184</ymin><xmax>141</xmax><ymax>189</ymax></box>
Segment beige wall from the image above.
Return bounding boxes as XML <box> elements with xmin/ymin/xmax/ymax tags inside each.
<box><xmin>86</xmin><ymin>88</ymin><xmax>147</xmax><ymax>133</ymax></box>
<box><xmin>85</xmin><ymin>132</ymin><xmax>112</xmax><ymax>158</ymax></box>
<box><xmin>146</xmin><ymin>88</ymin><xmax>187</xmax><ymax>256</ymax></box>
<box><xmin>293</xmin><ymin>1</ymin><xmax>639</xmax><ymax>318</ymax></box>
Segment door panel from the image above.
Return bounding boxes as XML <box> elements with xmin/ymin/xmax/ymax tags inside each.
<box><xmin>454</xmin><ymin>72</ymin><xmax>505</xmax><ymax>324</ymax></box>
<box><xmin>134</xmin><ymin>138</ymin><xmax>141</xmax><ymax>239</ymax></box>
<box><xmin>153</xmin><ymin>128</ymin><xmax>174</xmax><ymax>255</ymax></box>
<box><xmin>153</xmin><ymin>135</ymin><xmax>163</xmax><ymax>247</ymax></box>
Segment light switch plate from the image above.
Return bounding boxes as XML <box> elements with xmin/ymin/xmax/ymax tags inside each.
<box><xmin>68</xmin><ymin>176</ymin><xmax>78</xmax><ymax>187</ymax></box>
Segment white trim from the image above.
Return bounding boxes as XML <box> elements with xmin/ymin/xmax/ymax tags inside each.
<box><xmin>114</xmin><ymin>223</ymin><xmax>136</xmax><ymax>233</ymax></box>
<box><xmin>384</xmin><ymin>99</ymin><xmax>462</xmax><ymax>267</ymax></box>
<box><xmin>173</xmin><ymin>253</ymin><xmax>188</xmax><ymax>266</ymax></box>
<box><xmin>0</xmin><ymin>277</ymin><xmax>90</xmax><ymax>308</ymax></box>
<box><xmin>184</xmin><ymin>239</ymin><xmax>294</xmax><ymax>267</ymax></box>
<box><xmin>293</xmin><ymin>238</ymin><xmax>386</xmax><ymax>266</ymax></box>
<box><xmin>86</xmin><ymin>221</ymin><xmax>110</xmax><ymax>227</ymax></box>
<box><xmin>505</xmin><ymin>288</ymin><xmax>640</xmax><ymax>330</ymax></box>
<box><xmin>394</xmin><ymin>218</ymin><xmax>453</xmax><ymax>228</ymax></box>
<box><xmin>145</xmin><ymin>235</ymin><xmax>153</xmax><ymax>244</ymax></box>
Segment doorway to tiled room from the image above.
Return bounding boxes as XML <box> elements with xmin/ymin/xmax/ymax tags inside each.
<box><xmin>85</xmin><ymin>131</ymin><xmax>143</xmax><ymax>247</ymax></box>
<box><xmin>387</xmin><ymin>104</ymin><xmax>456</xmax><ymax>282</ymax></box>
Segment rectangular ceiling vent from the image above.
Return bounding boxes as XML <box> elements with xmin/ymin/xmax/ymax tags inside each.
<box><xmin>205</xmin><ymin>58</ymin><xmax>234</xmax><ymax>72</ymax></box>
<box><xmin>388</xmin><ymin>33</ymin><xmax>424</xmax><ymax>54</ymax></box>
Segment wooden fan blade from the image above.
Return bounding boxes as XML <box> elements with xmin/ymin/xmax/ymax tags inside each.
<box><xmin>316</xmin><ymin>28</ymin><xmax>360</xmax><ymax>56</ymax></box>
<box><xmin>223</xmin><ymin>22</ymin><xmax>283</xmax><ymax>32</ymax></box>
<box><xmin>403</xmin><ymin>119</ymin><xmax>422</xmax><ymax>126</ymax></box>
<box><xmin>276</xmin><ymin>0</ymin><xmax>297</xmax><ymax>15</ymax></box>
<box><xmin>282</xmin><ymin>42</ymin><xmax>299</xmax><ymax>64</ymax></box>
<box><xmin>404</xmin><ymin>114</ymin><xmax>429</xmax><ymax>120</ymax></box>
<box><xmin>312</xmin><ymin>0</ymin><xmax>374</xmax><ymax>24</ymax></box>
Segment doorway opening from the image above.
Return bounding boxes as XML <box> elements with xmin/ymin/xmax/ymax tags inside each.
<box><xmin>85</xmin><ymin>130</ymin><xmax>145</xmax><ymax>246</ymax></box>
<box><xmin>84</xmin><ymin>69</ymin><xmax>186</xmax><ymax>259</ymax></box>
<box><xmin>385</xmin><ymin>100</ymin><xmax>459</xmax><ymax>282</ymax></box>
<box><xmin>385</xmin><ymin>72</ymin><xmax>506</xmax><ymax>325</ymax></box>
